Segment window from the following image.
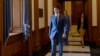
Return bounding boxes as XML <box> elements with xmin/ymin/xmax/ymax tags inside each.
<box><xmin>4</xmin><ymin>0</ymin><xmax>30</xmax><ymax>43</ymax></box>
<box><xmin>10</xmin><ymin>0</ymin><xmax>25</xmax><ymax>33</ymax></box>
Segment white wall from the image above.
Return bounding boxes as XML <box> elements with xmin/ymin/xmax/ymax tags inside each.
<box><xmin>39</xmin><ymin>0</ymin><xmax>45</xmax><ymax>29</ymax></box>
<box><xmin>32</xmin><ymin>0</ymin><xmax>34</xmax><ymax>31</ymax></box>
<box><xmin>32</xmin><ymin>0</ymin><xmax>53</xmax><ymax>30</ymax></box>
<box><xmin>48</xmin><ymin>0</ymin><xmax>53</xmax><ymax>26</ymax></box>
<box><xmin>92</xmin><ymin>0</ymin><xmax>97</xmax><ymax>26</ymax></box>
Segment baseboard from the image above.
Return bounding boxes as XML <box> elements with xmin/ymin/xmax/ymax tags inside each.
<box><xmin>32</xmin><ymin>42</ymin><xmax>51</xmax><ymax>56</ymax></box>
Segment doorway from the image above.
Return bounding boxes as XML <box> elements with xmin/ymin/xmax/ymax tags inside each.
<box><xmin>64</xmin><ymin>1</ymin><xmax>84</xmax><ymax>25</ymax></box>
<box><xmin>71</xmin><ymin>1</ymin><xmax>83</xmax><ymax>25</ymax></box>
<box><xmin>64</xmin><ymin>0</ymin><xmax>88</xmax><ymax>45</ymax></box>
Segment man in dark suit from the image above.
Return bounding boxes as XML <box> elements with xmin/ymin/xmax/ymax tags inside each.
<box><xmin>63</xmin><ymin>10</ymin><xmax>70</xmax><ymax>45</ymax></box>
<box><xmin>49</xmin><ymin>5</ymin><xmax>68</xmax><ymax>56</ymax></box>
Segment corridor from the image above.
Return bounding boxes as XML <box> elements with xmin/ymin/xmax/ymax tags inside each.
<box><xmin>46</xmin><ymin>25</ymin><xmax>91</xmax><ymax>56</ymax></box>
<box><xmin>0</xmin><ymin>0</ymin><xmax>100</xmax><ymax>56</ymax></box>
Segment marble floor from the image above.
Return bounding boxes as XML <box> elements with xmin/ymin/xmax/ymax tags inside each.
<box><xmin>46</xmin><ymin>53</ymin><xmax>90</xmax><ymax>56</ymax></box>
<box><xmin>45</xmin><ymin>25</ymin><xmax>100</xmax><ymax>56</ymax></box>
<box><xmin>45</xmin><ymin>37</ymin><xmax>91</xmax><ymax>56</ymax></box>
<box><xmin>45</xmin><ymin>45</ymin><xmax>91</xmax><ymax>56</ymax></box>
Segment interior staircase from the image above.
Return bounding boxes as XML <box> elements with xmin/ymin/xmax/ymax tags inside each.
<box><xmin>68</xmin><ymin>25</ymin><xmax>81</xmax><ymax>45</ymax></box>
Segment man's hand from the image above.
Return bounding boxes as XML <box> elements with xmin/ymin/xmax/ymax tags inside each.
<box><xmin>62</xmin><ymin>34</ymin><xmax>67</xmax><ymax>38</ymax></box>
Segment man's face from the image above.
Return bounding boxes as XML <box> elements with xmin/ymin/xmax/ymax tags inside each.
<box><xmin>54</xmin><ymin>8</ymin><xmax>60</xmax><ymax>14</ymax></box>
<box><xmin>64</xmin><ymin>11</ymin><xmax>67</xmax><ymax>15</ymax></box>
<box><xmin>81</xmin><ymin>13</ymin><xmax>84</xmax><ymax>18</ymax></box>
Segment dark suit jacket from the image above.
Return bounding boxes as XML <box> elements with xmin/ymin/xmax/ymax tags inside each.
<box><xmin>49</xmin><ymin>14</ymin><xmax>68</xmax><ymax>39</ymax></box>
<box><xmin>77</xmin><ymin>17</ymin><xmax>88</xmax><ymax>31</ymax></box>
<box><xmin>65</xmin><ymin>15</ymin><xmax>70</xmax><ymax>34</ymax></box>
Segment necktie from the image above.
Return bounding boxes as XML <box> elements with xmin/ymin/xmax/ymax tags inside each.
<box><xmin>57</xmin><ymin>15</ymin><xmax>59</xmax><ymax>23</ymax></box>
<box><xmin>55</xmin><ymin>16</ymin><xmax>58</xmax><ymax>25</ymax></box>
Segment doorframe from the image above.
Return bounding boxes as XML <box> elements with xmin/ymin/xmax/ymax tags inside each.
<box><xmin>87</xmin><ymin>0</ymin><xmax>92</xmax><ymax>44</ymax></box>
<box><xmin>63</xmin><ymin>0</ymin><xmax>93</xmax><ymax>44</ymax></box>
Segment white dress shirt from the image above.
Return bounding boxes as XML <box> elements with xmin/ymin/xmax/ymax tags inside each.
<box><xmin>55</xmin><ymin>13</ymin><xmax>59</xmax><ymax>23</ymax></box>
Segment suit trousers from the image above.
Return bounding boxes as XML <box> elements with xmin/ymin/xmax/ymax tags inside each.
<box><xmin>50</xmin><ymin>33</ymin><xmax>63</xmax><ymax>56</ymax></box>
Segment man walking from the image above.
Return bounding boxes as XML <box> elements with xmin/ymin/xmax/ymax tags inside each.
<box><xmin>63</xmin><ymin>10</ymin><xmax>70</xmax><ymax>45</ymax></box>
<box><xmin>49</xmin><ymin>5</ymin><xmax>68</xmax><ymax>56</ymax></box>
